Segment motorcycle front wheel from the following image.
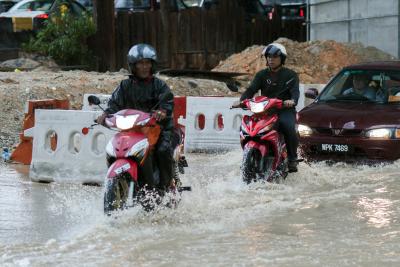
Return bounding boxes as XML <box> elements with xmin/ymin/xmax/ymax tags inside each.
<box><xmin>241</xmin><ymin>148</ymin><xmax>260</xmax><ymax>184</ymax></box>
<box><xmin>104</xmin><ymin>173</ymin><xmax>131</xmax><ymax>214</ymax></box>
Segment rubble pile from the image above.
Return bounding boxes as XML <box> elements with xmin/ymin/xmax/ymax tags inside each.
<box><xmin>0</xmin><ymin>69</ymin><xmax>236</xmax><ymax>149</ymax></box>
<box><xmin>213</xmin><ymin>38</ymin><xmax>396</xmax><ymax>83</ymax></box>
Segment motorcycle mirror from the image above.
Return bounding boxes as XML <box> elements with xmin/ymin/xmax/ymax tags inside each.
<box><xmin>88</xmin><ymin>95</ymin><xmax>101</xmax><ymax>105</ymax></box>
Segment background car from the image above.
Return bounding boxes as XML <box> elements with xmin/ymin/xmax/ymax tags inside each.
<box><xmin>0</xmin><ymin>0</ymin><xmax>86</xmax><ymax>31</ymax></box>
<box><xmin>260</xmin><ymin>0</ymin><xmax>306</xmax><ymax>21</ymax></box>
<box><xmin>298</xmin><ymin>61</ymin><xmax>400</xmax><ymax>162</ymax></box>
<box><xmin>76</xmin><ymin>0</ymin><xmax>91</xmax><ymax>11</ymax></box>
<box><xmin>0</xmin><ymin>0</ymin><xmax>17</xmax><ymax>13</ymax></box>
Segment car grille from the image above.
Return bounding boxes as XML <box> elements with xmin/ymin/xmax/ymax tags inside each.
<box><xmin>314</xmin><ymin>128</ymin><xmax>363</xmax><ymax>137</ymax></box>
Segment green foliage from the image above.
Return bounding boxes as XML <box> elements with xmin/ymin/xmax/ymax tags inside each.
<box><xmin>23</xmin><ymin>12</ymin><xmax>96</xmax><ymax>66</ymax></box>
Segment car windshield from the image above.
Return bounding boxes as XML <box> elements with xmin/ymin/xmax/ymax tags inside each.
<box><xmin>318</xmin><ymin>69</ymin><xmax>400</xmax><ymax>104</ymax></box>
<box><xmin>11</xmin><ymin>0</ymin><xmax>53</xmax><ymax>11</ymax></box>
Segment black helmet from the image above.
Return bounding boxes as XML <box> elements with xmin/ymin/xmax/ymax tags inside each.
<box><xmin>262</xmin><ymin>43</ymin><xmax>287</xmax><ymax>65</ymax></box>
<box><xmin>127</xmin><ymin>43</ymin><xmax>157</xmax><ymax>74</ymax></box>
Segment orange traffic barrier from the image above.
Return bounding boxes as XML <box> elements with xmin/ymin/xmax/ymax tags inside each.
<box><xmin>11</xmin><ymin>99</ymin><xmax>70</xmax><ymax>164</ymax></box>
<box><xmin>173</xmin><ymin>96</ymin><xmax>186</xmax><ymax>127</ymax></box>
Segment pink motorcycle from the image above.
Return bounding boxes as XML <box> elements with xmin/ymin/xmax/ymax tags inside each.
<box><xmin>86</xmin><ymin>95</ymin><xmax>189</xmax><ymax>214</ymax></box>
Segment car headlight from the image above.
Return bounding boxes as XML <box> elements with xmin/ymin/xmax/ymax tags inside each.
<box><xmin>116</xmin><ymin>114</ymin><xmax>139</xmax><ymax>130</ymax></box>
<box><xmin>298</xmin><ymin>124</ymin><xmax>313</xmax><ymax>137</ymax></box>
<box><xmin>365</xmin><ymin>128</ymin><xmax>392</xmax><ymax>139</ymax></box>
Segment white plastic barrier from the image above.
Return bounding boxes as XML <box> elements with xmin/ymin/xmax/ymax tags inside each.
<box><xmin>29</xmin><ymin>109</ymin><xmax>114</xmax><ymax>184</ymax></box>
<box><xmin>184</xmin><ymin>97</ymin><xmax>250</xmax><ymax>152</ymax></box>
<box><xmin>28</xmin><ymin>84</ymin><xmax>326</xmax><ymax>183</ymax></box>
<box><xmin>82</xmin><ymin>83</ymin><xmax>326</xmax><ymax>113</ymax></box>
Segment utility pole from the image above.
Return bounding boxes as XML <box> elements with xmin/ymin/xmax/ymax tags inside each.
<box><xmin>92</xmin><ymin>0</ymin><xmax>116</xmax><ymax>72</ymax></box>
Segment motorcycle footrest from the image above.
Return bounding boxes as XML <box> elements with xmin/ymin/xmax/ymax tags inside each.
<box><xmin>178</xmin><ymin>156</ymin><xmax>188</xmax><ymax>167</ymax></box>
<box><xmin>178</xmin><ymin>186</ymin><xmax>192</xmax><ymax>192</ymax></box>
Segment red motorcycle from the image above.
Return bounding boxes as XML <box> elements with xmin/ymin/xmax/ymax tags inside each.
<box><xmin>85</xmin><ymin>95</ymin><xmax>189</xmax><ymax>214</ymax></box>
<box><xmin>232</xmin><ymin>96</ymin><xmax>289</xmax><ymax>183</ymax></box>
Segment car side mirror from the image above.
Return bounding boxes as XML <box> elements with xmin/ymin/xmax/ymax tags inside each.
<box><xmin>305</xmin><ymin>88</ymin><xmax>319</xmax><ymax>99</ymax></box>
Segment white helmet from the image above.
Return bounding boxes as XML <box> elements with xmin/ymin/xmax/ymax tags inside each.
<box><xmin>262</xmin><ymin>43</ymin><xmax>287</xmax><ymax>64</ymax></box>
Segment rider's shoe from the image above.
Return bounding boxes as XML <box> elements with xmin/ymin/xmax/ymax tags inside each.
<box><xmin>288</xmin><ymin>161</ymin><xmax>298</xmax><ymax>173</ymax></box>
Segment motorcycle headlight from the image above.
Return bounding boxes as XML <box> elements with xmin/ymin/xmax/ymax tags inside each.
<box><xmin>365</xmin><ymin>128</ymin><xmax>392</xmax><ymax>139</ymax></box>
<box><xmin>298</xmin><ymin>124</ymin><xmax>313</xmax><ymax>137</ymax></box>
<box><xmin>116</xmin><ymin>114</ymin><xmax>139</xmax><ymax>130</ymax></box>
<box><xmin>249</xmin><ymin>101</ymin><xmax>267</xmax><ymax>113</ymax></box>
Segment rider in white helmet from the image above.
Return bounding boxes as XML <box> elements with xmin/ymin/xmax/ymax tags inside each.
<box><xmin>240</xmin><ymin>43</ymin><xmax>300</xmax><ymax>172</ymax></box>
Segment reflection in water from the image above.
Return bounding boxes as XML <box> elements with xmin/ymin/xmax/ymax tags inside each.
<box><xmin>356</xmin><ymin>196</ymin><xmax>394</xmax><ymax>228</ymax></box>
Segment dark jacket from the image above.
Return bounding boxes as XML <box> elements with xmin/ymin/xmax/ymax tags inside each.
<box><xmin>105</xmin><ymin>75</ymin><xmax>174</xmax><ymax>130</ymax></box>
<box><xmin>240</xmin><ymin>67</ymin><xmax>300</xmax><ymax>109</ymax></box>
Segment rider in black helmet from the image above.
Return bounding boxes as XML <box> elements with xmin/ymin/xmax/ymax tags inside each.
<box><xmin>239</xmin><ymin>43</ymin><xmax>300</xmax><ymax>172</ymax></box>
<box><xmin>97</xmin><ymin>43</ymin><xmax>175</xmax><ymax>191</ymax></box>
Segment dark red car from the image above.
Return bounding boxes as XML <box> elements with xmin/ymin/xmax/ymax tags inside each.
<box><xmin>298</xmin><ymin>61</ymin><xmax>400</xmax><ymax>162</ymax></box>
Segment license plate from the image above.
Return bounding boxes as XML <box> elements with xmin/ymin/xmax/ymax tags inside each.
<box><xmin>320</xmin><ymin>144</ymin><xmax>352</xmax><ymax>153</ymax></box>
<box><xmin>12</xmin><ymin>17</ymin><xmax>33</xmax><ymax>32</ymax></box>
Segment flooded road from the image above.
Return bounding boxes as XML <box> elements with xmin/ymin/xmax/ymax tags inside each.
<box><xmin>1</xmin><ymin>151</ymin><xmax>400</xmax><ymax>266</ymax></box>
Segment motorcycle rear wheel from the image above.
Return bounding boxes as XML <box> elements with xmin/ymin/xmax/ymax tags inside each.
<box><xmin>104</xmin><ymin>174</ymin><xmax>130</xmax><ymax>214</ymax></box>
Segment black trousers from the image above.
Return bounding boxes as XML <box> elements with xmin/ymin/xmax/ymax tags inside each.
<box><xmin>278</xmin><ymin>109</ymin><xmax>298</xmax><ymax>161</ymax></box>
<box><xmin>155</xmin><ymin>130</ymin><xmax>174</xmax><ymax>189</ymax></box>
<box><xmin>139</xmin><ymin>130</ymin><xmax>174</xmax><ymax>190</ymax></box>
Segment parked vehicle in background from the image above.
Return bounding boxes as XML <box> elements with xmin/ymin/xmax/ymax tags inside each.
<box><xmin>0</xmin><ymin>0</ymin><xmax>17</xmax><ymax>13</ymax></box>
<box><xmin>76</xmin><ymin>0</ymin><xmax>92</xmax><ymax>11</ymax></box>
<box><xmin>260</xmin><ymin>0</ymin><xmax>306</xmax><ymax>21</ymax></box>
<box><xmin>0</xmin><ymin>0</ymin><xmax>86</xmax><ymax>31</ymax></box>
<box><xmin>115</xmin><ymin>0</ymin><xmax>267</xmax><ymax>17</ymax></box>
<box><xmin>298</xmin><ymin>61</ymin><xmax>400</xmax><ymax>162</ymax></box>
<box><xmin>115</xmin><ymin>0</ymin><xmax>158</xmax><ymax>12</ymax></box>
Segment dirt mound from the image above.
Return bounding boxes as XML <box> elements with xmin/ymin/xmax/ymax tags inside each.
<box><xmin>213</xmin><ymin>38</ymin><xmax>396</xmax><ymax>84</ymax></box>
<box><xmin>0</xmin><ymin>69</ymin><xmax>237</xmax><ymax>149</ymax></box>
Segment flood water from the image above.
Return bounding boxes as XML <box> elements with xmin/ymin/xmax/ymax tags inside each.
<box><xmin>1</xmin><ymin>151</ymin><xmax>400</xmax><ymax>267</ymax></box>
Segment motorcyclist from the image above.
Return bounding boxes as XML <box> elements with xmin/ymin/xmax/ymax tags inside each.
<box><xmin>239</xmin><ymin>43</ymin><xmax>300</xmax><ymax>172</ymax></box>
<box><xmin>97</xmin><ymin>43</ymin><xmax>175</xmax><ymax>191</ymax></box>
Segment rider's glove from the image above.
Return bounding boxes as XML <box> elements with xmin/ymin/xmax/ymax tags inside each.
<box><xmin>283</xmin><ymin>99</ymin><xmax>295</xmax><ymax>108</ymax></box>
<box><xmin>231</xmin><ymin>100</ymin><xmax>243</xmax><ymax>108</ymax></box>
<box><xmin>96</xmin><ymin>112</ymin><xmax>109</xmax><ymax>126</ymax></box>
<box><xmin>152</xmin><ymin>109</ymin><xmax>167</xmax><ymax>122</ymax></box>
